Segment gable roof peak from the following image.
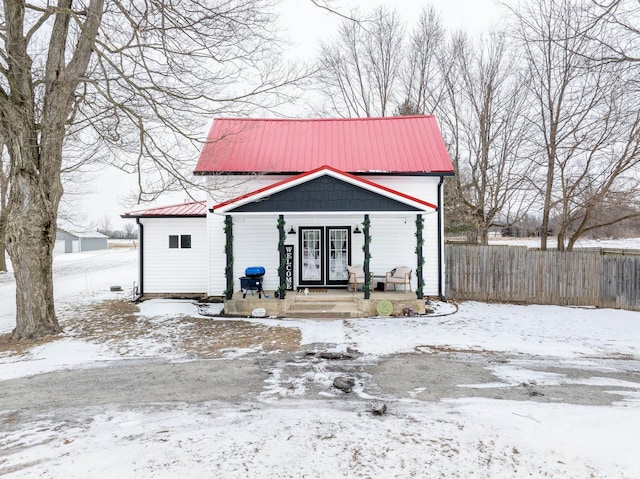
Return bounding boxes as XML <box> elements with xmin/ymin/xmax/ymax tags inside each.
<box><xmin>212</xmin><ymin>165</ymin><xmax>437</xmax><ymax>214</ymax></box>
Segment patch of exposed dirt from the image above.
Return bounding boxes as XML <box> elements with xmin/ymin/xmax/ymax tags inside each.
<box><xmin>0</xmin><ymin>333</ymin><xmax>57</xmax><ymax>356</ymax></box>
<box><xmin>59</xmin><ymin>299</ymin><xmax>301</xmax><ymax>358</ymax></box>
<box><xmin>107</xmin><ymin>241</ymin><xmax>138</xmax><ymax>249</ymax></box>
<box><xmin>414</xmin><ymin>344</ymin><xmax>499</xmax><ymax>355</ymax></box>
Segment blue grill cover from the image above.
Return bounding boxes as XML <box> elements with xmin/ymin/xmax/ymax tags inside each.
<box><xmin>245</xmin><ymin>266</ymin><xmax>265</xmax><ymax>277</ymax></box>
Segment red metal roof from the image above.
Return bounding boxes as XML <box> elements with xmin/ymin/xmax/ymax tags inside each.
<box><xmin>121</xmin><ymin>201</ymin><xmax>207</xmax><ymax>218</ymax></box>
<box><xmin>195</xmin><ymin>116</ymin><xmax>454</xmax><ymax>174</ymax></box>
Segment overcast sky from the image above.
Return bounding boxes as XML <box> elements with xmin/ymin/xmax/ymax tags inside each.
<box><xmin>82</xmin><ymin>0</ymin><xmax>504</xmax><ymax>231</ymax></box>
<box><xmin>280</xmin><ymin>0</ymin><xmax>503</xmax><ymax>53</ymax></box>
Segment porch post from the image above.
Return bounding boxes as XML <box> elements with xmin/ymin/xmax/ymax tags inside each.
<box><xmin>416</xmin><ymin>214</ymin><xmax>424</xmax><ymax>299</ymax></box>
<box><xmin>363</xmin><ymin>214</ymin><xmax>371</xmax><ymax>299</ymax></box>
<box><xmin>224</xmin><ymin>215</ymin><xmax>233</xmax><ymax>300</ymax></box>
<box><xmin>277</xmin><ymin>215</ymin><xmax>287</xmax><ymax>300</ymax></box>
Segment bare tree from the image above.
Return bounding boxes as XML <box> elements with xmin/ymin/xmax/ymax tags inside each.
<box><xmin>316</xmin><ymin>6</ymin><xmax>404</xmax><ymax>117</ymax></box>
<box><xmin>436</xmin><ymin>33</ymin><xmax>533</xmax><ymax>245</ymax></box>
<box><xmin>400</xmin><ymin>6</ymin><xmax>447</xmax><ymax>116</ymax></box>
<box><xmin>97</xmin><ymin>215</ymin><xmax>114</xmax><ymax>238</ymax></box>
<box><xmin>318</xmin><ymin>7</ymin><xmax>536</xmax><ymax>242</ymax></box>
<box><xmin>510</xmin><ymin>0</ymin><xmax>640</xmax><ymax>250</ymax></box>
<box><xmin>0</xmin><ymin>0</ymin><xmax>302</xmax><ymax>339</ymax></box>
<box><xmin>0</xmin><ymin>139</ymin><xmax>8</xmax><ymax>272</ymax></box>
<box><xmin>122</xmin><ymin>222</ymin><xmax>137</xmax><ymax>240</ymax></box>
<box><xmin>581</xmin><ymin>0</ymin><xmax>640</xmax><ymax>64</ymax></box>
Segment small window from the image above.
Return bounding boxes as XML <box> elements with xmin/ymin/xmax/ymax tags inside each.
<box><xmin>180</xmin><ymin>234</ymin><xmax>191</xmax><ymax>249</ymax></box>
<box><xmin>169</xmin><ymin>235</ymin><xmax>179</xmax><ymax>248</ymax></box>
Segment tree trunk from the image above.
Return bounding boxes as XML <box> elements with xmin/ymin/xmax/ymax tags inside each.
<box><xmin>477</xmin><ymin>222</ymin><xmax>489</xmax><ymax>246</ymax></box>
<box><xmin>540</xmin><ymin>152</ymin><xmax>554</xmax><ymax>251</ymax></box>
<box><xmin>0</xmin><ymin>137</ymin><xmax>7</xmax><ymax>272</ymax></box>
<box><xmin>0</xmin><ymin>211</ymin><xmax>7</xmax><ymax>272</ymax></box>
<box><xmin>1</xmin><ymin>0</ymin><xmax>103</xmax><ymax>339</ymax></box>
<box><xmin>556</xmin><ymin>229</ymin><xmax>565</xmax><ymax>252</ymax></box>
<box><xmin>5</xmin><ymin>169</ymin><xmax>62</xmax><ymax>339</ymax></box>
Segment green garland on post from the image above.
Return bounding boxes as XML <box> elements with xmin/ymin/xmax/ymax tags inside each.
<box><xmin>362</xmin><ymin>215</ymin><xmax>371</xmax><ymax>299</ymax></box>
<box><xmin>415</xmin><ymin>214</ymin><xmax>425</xmax><ymax>299</ymax></box>
<box><xmin>276</xmin><ymin>216</ymin><xmax>287</xmax><ymax>300</ymax></box>
<box><xmin>223</xmin><ymin>215</ymin><xmax>234</xmax><ymax>300</ymax></box>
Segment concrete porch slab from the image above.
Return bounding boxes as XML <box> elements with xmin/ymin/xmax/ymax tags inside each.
<box><xmin>223</xmin><ymin>289</ymin><xmax>426</xmax><ymax>319</ymax></box>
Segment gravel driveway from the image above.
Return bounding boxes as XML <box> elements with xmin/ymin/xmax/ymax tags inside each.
<box><xmin>2</xmin><ymin>347</ymin><xmax>638</xmax><ymax>415</ymax></box>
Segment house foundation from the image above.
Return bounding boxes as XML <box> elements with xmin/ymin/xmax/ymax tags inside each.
<box><xmin>223</xmin><ymin>289</ymin><xmax>427</xmax><ymax>319</ymax></box>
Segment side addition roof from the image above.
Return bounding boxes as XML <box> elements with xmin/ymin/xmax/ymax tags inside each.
<box><xmin>194</xmin><ymin>116</ymin><xmax>454</xmax><ymax>175</ymax></box>
<box><xmin>121</xmin><ymin>201</ymin><xmax>207</xmax><ymax>218</ymax></box>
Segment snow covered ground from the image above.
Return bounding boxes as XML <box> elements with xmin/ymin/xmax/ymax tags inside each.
<box><xmin>1</xmin><ymin>245</ymin><xmax>640</xmax><ymax>478</ymax></box>
<box><xmin>488</xmin><ymin>235</ymin><xmax>640</xmax><ymax>250</ymax></box>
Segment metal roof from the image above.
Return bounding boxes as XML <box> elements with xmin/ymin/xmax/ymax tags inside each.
<box><xmin>121</xmin><ymin>201</ymin><xmax>207</xmax><ymax>218</ymax></box>
<box><xmin>58</xmin><ymin>229</ymin><xmax>108</xmax><ymax>239</ymax></box>
<box><xmin>194</xmin><ymin>116</ymin><xmax>454</xmax><ymax>174</ymax></box>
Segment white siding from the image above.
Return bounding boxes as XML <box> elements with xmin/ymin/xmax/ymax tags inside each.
<box><xmin>207</xmin><ymin>176</ymin><xmax>287</xmax><ymax>296</ymax></box>
<box><xmin>233</xmin><ymin>216</ymin><xmax>281</xmax><ymax>291</ymax></box>
<box><xmin>366</xmin><ymin>176</ymin><xmax>444</xmax><ymax>295</ymax></box>
<box><xmin>206</xmin><ymin>174</ymin><xmax>444</xmax><ymax>296</ymax></box>
<box><xmin>207</xmin><ymin>213</ymin><xmax>228</xmax><ymax>296</ymax></box>
<box><xmin>366</xmin><ymin>175</ymin><xmax>441</xmax><ymax>205</ymax></box>
<box><xmin>368</xmin><ymin>213</ymin><xmax>439</xmax><ymax>295</ymax></box>
<box><xmin>206</xmin><ymin>175</ymin><xmax>287</xmax><ymax>203</ymax></box>
<box><xmin>141</xmin><ymin>217</ymin><xmax>207</xmax><ymax>294</ymax></box>
<box><xmin>207</xmin><ymin>212</ymin><xmax>440</xmax><ymax>295</ymax></box>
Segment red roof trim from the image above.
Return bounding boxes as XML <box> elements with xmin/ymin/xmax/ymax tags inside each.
<box><xmin>213</xmin><ymin>166</ymin><xmax>437</xmax><ymax>212</ymax></box>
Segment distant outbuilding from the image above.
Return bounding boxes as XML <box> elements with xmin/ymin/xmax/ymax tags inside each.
<box><xmin>54</xmin><ymin>229</ymin><xmax>108</xmax><ymax>254</ymax></box>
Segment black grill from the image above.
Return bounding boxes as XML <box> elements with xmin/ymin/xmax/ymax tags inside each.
<box><xmin>240</xmin><ymin>266</ymin><xmax>265</xmax><ymax>298</ymax></box>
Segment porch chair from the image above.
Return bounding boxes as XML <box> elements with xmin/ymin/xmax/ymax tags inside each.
<box><xmin>347</xmin><ymin>264</ymin><xmax>373</xmax><ymax>292</ymax></box>
<box><xmin>385</xmin><ymin>266</ymin><xmax>412</xmax><ymax>292</ymax></box>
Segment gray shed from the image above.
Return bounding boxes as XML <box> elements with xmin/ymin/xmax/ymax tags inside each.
<box><xmin>54</xmin><ymin>229</ymin><xmax>108</xmax><ymax>254</ymax></box>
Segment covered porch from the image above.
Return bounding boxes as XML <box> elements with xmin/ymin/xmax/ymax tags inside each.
<box><xmin>213</xmin><ymin>166</ymin><xmax>441</xmax><ymax>304</ymax></box>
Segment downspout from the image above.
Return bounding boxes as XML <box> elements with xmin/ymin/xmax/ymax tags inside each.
<box><xmin>437</xmin><ymin>176</ymin><xmax>447</xmax><ymax>302</ymax></box>
<box><xmin>135</xmin><ymin>218</ymin><xmax>144</xmax><ymax>300</ymax></box>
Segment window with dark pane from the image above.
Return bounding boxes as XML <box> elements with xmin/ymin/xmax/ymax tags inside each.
<box><xmin>169</xmin><ymin>235</ymin><xmax>179</xmax><ymax>248</ymax></box>
<box><xmin>180</xmin><ymin>234</ymin><xmax>192</xmax><ymax>248</ymax></box>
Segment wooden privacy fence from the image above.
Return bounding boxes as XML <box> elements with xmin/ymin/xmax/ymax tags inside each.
<box><xmin>445</xmin><ymin>245</ymin><xmax>640</xmax><ymax>311</ymax></box>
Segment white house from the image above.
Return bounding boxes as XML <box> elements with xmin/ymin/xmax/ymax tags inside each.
<box><xmin>123</xmin><ymin>116</ymin><xmax>454</xmax><ymax>301</ymax></box>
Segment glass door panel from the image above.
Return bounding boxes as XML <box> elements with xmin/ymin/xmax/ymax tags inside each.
<box><xmin>328</xmin><ymin>228</ymin><xmax>349</xmax><ymax>283</ymax></box>
<box><xmin>300</xmin><ymin>228</ymin><xmax>323</xmax><ymax>284</ymax></box>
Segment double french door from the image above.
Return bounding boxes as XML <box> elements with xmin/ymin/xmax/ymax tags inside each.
<box><xmin>299</xmin><ymin>226</ymin><xmax>351</xmax><ymax>286</ymax></box>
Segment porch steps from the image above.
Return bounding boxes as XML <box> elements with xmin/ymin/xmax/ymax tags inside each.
<box><xmin>285</xmin><ymin>294</ymin><xmax>365</xmax><ymax>319</ymax></box>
